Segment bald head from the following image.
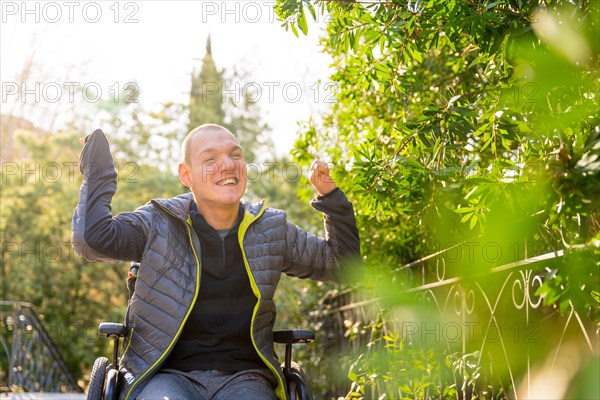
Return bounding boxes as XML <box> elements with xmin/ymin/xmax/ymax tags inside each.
<box><xmin>182</xmin><ymin>124</ymin><xmax>238</xmax><ymax>165</ymax></box>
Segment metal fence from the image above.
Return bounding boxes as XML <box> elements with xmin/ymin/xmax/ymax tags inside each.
<box><xmin>315</xmin><ymin>248</ymin><xmax>598</xmax><ymax>399</ymax></box>
<box><xmin>0</xmin><ymin>301</ymin><xmax>82</xmax><ymax>393</ymax></box>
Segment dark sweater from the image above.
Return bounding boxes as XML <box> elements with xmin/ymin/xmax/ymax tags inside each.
<box><xmin>162</xmin><ymin>203</ymin><xmax>264</xmax><ymax>371</ymax></box>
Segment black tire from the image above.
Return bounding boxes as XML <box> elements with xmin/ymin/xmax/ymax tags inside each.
<box><xmin>284</xmin><ymin>361</ymin><xmax>313</xmax><ymax>400</ymax></box>
<box><xmin>87</xmin><ymin>357</ymin><xmax>108</xmax><ymax>400</ymax></box>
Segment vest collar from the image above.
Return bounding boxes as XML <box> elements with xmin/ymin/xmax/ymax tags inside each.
<box><xmin>151</xmin><ymin>193</ymin><xmax>266</xmax><ymax>223</ymax></box>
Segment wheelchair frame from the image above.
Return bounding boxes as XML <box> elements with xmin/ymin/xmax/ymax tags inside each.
<box><xmin>86</xmin><ymin>262</ymin><xmax>314</xmax><ymax>400</ymax></box>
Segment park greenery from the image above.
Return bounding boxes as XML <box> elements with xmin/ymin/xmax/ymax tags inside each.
<box><xmin>1</xmin><ymin>0</ymin><xmax>598</xmax><ymax>398</ymax></box>
<box><xmin>275</xmin><ymin>0</ymin><xmax>599</xmax><ymax>398</ymax></box>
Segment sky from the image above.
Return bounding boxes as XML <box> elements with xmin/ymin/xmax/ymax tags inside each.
<box><xmin>0</xmin><ymin>0</ymin><xmax>335</xmax><ymax>155</ymax></box>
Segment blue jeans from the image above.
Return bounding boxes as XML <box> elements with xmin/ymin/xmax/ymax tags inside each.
<box><xmin>135</xmin><ymin>368</ymin><xmax>278</xmax><ymax>400</ymax></box>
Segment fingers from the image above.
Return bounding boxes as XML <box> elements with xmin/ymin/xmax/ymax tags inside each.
<box><xmin>309</xmin><ymin>160</ymin><xmax>330</xmax><ymax>184</ymax></box>
<box><xmin>309</xmin><ymin>159</ymin><xmax>337</xmax><ymax>196</ymax></box>
<box><xmin>80</xmin><ymin>132</ymin><xmax>93</xmax><ymax>145</ymax></box>
<box><xmin>310</xmin><ymin>160</ymin><xmax>329</xmax><ymax>176</ymax></box>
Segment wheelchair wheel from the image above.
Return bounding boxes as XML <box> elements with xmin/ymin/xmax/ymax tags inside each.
<box><xmin>284</xmin><ymin>361</ymin><xmax>313</xmax><ymax>400</ymax></box>
<box><xmin>87</xmin><ymin>356</ymin><xmax>108</xmax><ymax>400</ymax></box>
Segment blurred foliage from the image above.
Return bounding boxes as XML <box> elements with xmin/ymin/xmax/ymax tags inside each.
<box><xmin>277</xmin><ymin>0</ymin><xmax>598</xmax><ymax>398</ymax></box>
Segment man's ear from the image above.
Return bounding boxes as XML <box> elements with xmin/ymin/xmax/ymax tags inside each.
<box><xmin>178</xmin><ymin>163</ymin><xmax>192</xmax><ymax>187</ymax></box>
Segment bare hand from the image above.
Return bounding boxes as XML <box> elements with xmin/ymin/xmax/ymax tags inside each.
<box><xmin>309</xmin><ymin>160</ymin><xmax>337</xmax><ymax>196</ymax></box>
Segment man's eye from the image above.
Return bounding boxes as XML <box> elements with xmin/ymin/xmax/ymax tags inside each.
<box><xmin>204</xmin><ymin>158</ymin><xmax>216</xmax><ymax>164</ymax></box>
<box><xmin>232</xmin><ymin>153</ymin><xmax>243</xmax><ymax>159</ymax></box>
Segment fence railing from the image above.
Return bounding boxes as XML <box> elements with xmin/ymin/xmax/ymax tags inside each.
<box><xmin>315</xmin><ymin>247</ymin><xmax>598</xmax><ymax>399</ymax></box>
<box><xmin>0</xmin><ymin>301</ymin><xmax>82</xmax><ymax>393</ymax></box>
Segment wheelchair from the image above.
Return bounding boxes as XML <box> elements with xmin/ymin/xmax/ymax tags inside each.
<box><xmin>87</xmin><ymin>262</ymin><xmax>314</xmax><ymax>400</ymax></box>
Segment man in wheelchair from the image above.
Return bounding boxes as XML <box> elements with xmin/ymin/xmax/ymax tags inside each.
<box><xmin>72</xmin><ymin>124</ymin><xmax>360</xmax><ymax>400</ymax></box>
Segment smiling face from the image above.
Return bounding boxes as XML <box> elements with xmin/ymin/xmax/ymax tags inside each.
<box><xmin>178</xmin><ymin>126</ymin><xmax>247</xmax><ymax>212</ymax></box>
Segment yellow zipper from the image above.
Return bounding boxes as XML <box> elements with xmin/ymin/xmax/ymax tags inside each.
<box><xmin>125</xmin><ymin>210</ymin><xmax>201</xmax><ymax>400</ymax></box>
<box><xmin>238</xmin><ymin>202</ymin><xmax>287</xmax><ymax>400</ymax></box>
<box><xmin>119</xmin><ymin>327</ymin><xmax>134</xmax><ymax>360</ymax></box>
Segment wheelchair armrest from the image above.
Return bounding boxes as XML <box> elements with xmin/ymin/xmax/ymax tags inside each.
<box><xmin>273</xmin><ymin>330</ymin><xmax>314</xmax><ymax>344</ymax></box>
<box><xmin>98</xmin><ymin>322</ymin><xmax>127</xmax><ymax>338</ymax></box>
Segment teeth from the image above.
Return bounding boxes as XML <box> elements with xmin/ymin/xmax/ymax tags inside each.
<box><xmin>221</xmin><ymin>178</ymin><xmax>236</xmax><ymax>185</ymax></box>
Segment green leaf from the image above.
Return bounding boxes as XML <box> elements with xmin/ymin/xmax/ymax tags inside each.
<box><xmin>450</xmin><ymin>107</ymin><xmax>477</xmax><ymax>118</ymax></box>
<box><xmin>447</xmin><ymin>95</ymin><xmax>461</xmax><ymax>108</ymax></box>
<box><xmin>297</xmin><ymin>8</ymin><xmax>308</xmax><ymax>35</ymax></box>
<box><xmin>290</xmin><ymin>21</ymin><xmax>299</xmax><ymax>37</ymax></box>
<box><xmin>306</xmin><ymin>2</ymin><xmax>317</xmax><ymax>20</ymax></box>
<box><xmin>481</xmin><ymin>137</ymin><xmax>492</xmax><ymax>152</ymax></box>
<box><xmin>469</xmin><ymin>214</ymin><xmax>478</xmax><ymax>229</ymax></box>
<box><xmin>348</xmin><ymin>370</ymin><xmax>358</xmax><ymax>381</ymax></box>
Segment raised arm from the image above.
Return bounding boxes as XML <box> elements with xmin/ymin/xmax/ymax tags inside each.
<box><xmin>283</xmin><ymin>161</ymin><xmax>361</xmax><ymax>283</ymax></box>
<box><xmin>72</xmin><ymin>129</ymin><xmax>150</xmax><ymax>262</ymax></box>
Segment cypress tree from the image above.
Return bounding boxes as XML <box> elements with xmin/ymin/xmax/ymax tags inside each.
<box><xmin>188</xmin><ymin>35</ymin><xmax>226</xmax><ymax>132</ymax></box>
